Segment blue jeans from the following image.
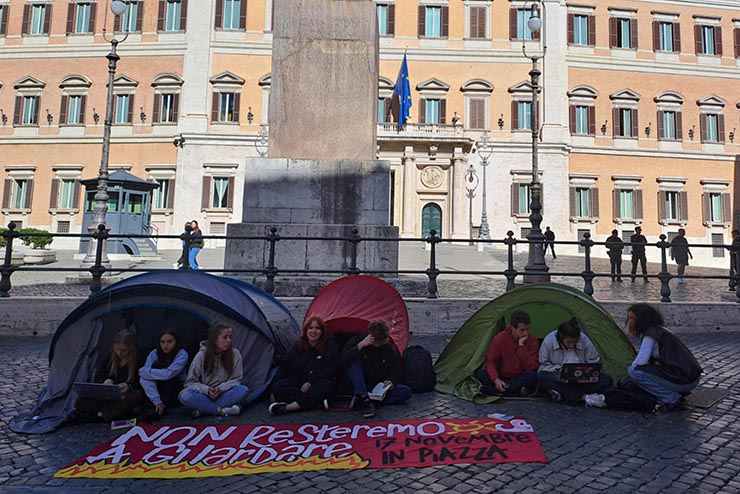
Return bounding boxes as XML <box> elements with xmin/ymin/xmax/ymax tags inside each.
<box><xmin>474</xmin><ymin>368</ymin><xmax>538</xmax><ymax>396</ymax></box>
<box><xmin>628</xmin><ymin>366</ymin><xmax>698</xmax><ymax>405</ymax></box>
<box><xmin>346</xmin><ymin>362</ymin><xmax>412</xmax><ymax>405</ymax></box>
<box><xmin>178</xmin><ymin>385</ymin><xmax>249</xmax><ymax>415</ymax></box>
<box><xmin>188</xmin><ymin>247</ymin><xmax>201</xmax><ymax>270</ymax></box>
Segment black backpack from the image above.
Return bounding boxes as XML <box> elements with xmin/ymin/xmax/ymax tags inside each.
<box><xmin>604</xmin><ymin>378</ymin><xmax>658</xmax><ymax>412</ymax></box>
<box><xmin>403</xmin><ymin>345</ymin><xmax>436</xmax><ymax>393</ymax></box>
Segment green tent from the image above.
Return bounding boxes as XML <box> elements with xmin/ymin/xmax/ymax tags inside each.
<box><xmin>434</xmin><ymin>284</ymin><xmax>636</xmax><ymax>403</ymax></box>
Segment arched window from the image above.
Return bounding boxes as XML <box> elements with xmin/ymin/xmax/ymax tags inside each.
<box><xmin>421</xmin><ymin>203</ymin><xmax>442</xmax><ymax>237</ymax></box>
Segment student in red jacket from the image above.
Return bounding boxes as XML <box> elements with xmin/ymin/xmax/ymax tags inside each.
<box><xmin>474</xmin><ymin>310</ymin><xmax>539</xmax><ymax>396</ymax></box>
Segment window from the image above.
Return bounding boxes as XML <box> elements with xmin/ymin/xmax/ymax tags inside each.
<box><xmin>657</xmin><ymin>22</ymin><xmax>674</xmax><ymax>51</ymax></box>
<box><xmin>152</xmin><ymin>178</ymin><xmax>173</xmax><ymax>209</ymax></box>
<box><xmin>516</xmin><ymin>9</ymin><xmax>533</xmax><ymax>40</ymax></box>
<box><xmin>212</xmin><ymin>177</ymin><xmax>230</xmax><ymax>208</ymax></box>
<box><xmin>222</xmin><ymin>0</ymin><xmax>242</xmax><ymax>30</ymax></box>
<box><xmin>0</xmin><ymin>6</ymin><xmax>7</xmax><ymax>36</ymax></box>
<box><xmin>658</xmin><ymin>111</ymin><xmax>679</xmax><ymax>140</ymax></box>
<box><xmin>210</xmin><ymin>222</ymin><xmax>226</xmax><ymax>235</ymax></box>
<box><xmin>698</xmin><ymin>25</ymin><xmax>721</xmax><ymax>55</ymax></box>
<box><xmin>164</xmin><ymin>0</ymin><xmax>182</xmax><ymax>32</ymax></box>
<box><xmin>74</xmin><ymin>3</ymin><xmax>93</xmax><ymax>33</ymax></box>
<box><xmin>63</xmin><ymin>95</ymin><xmax>85</xmax><ymax>125</ymax></box>
<box><xmin>15</xmin><ymin>95</ymin><xmax>39</xmax><ymax>126</ymax></box>
<box><xmin>516</xmin><ymin>101</ymin><xmax>533</xmax><ymax>130</ymax></box>
<box><xmin>127</xmin><ymin>194</ymin><xmax>144</xmax><ymax>214</ymax></box>
<box><xmin>573</xmin><ymin>106</ymin><xmax>589</xmax><ymax>135</ymax></box>
<box><xmin>422</xmin><ymin>98</ymin><xmax>443</xmax><ymax>124</ymax></box>
<box><xmin>119</xmin><ymin>1</ymin><xmax>140</xmax><ymax>33</ymax></box>
<box><xmin>709</xmin><ymin>193</ymin><xmax>723</xmax><ymax>222</ymax></box>
<box><xmin>712</xmin><ymin>234</ymin><xmax>725</xmax><ymax>258</ymax></box>
<box><xmin>618</xmin><ymin>189</ymin><xmax>634</xmax><ymax>219</ymax></box>
<box><xmin>575</xmin><ymin>188</ymin><xmax>591</xmax><ymax>217</ymax></box>
<box><xmin>56</xmin><ymin>220</ymin><xmax>70</xmax><ymax>233</ymax></box>
<box><xmin>30</xmin><ymin>4</ymin><xmax>47</xmax><ymax>35</ymax></box>
<box><xmin>467</xmin><ymin>98</ymin><xmax>486</xmax><ymax>130</ymax></box>
<box><xmin>107</xmin><ymin>191</ymin><xmax>120</xmax><ymax>212</ymax></box>
<box><xmin>8</xmin><ymin>179</ymin><xmax>31</xmax><ymax>209</ymax></box>
<box><xmin>57</xmin><ymin>179</ymin><xmax>77</xmax><ymax>209</ymax></box>
<box><xmin>154</xmin><ymin>94</ymin><xmax>179</xmax><ymax>124</ymax></box>
<box><xmin>425</xmin><ymin>6</ymin><xmax>441</xmax><ymax>38</ymax></box>
<box><xmin>622</xmin><ymin>230</ymin><xmax>632</xmax><ymax>255</ymax></box>
<box><xmin>516</xmin><ymin>183</ymin><xmax>531</xmax><ymax>215</ymax></box>
<box><xmin>377</xmin><ymin>4</ymin><xmax>394</xmax><ymax>36</ymax></box>
<box><xmin>572</xmin><ymin>14</ymin><xmax>589</xmax><ymax>45</ymax></box>
<box><xmin>377</xmin><ymin>97</ymin><xmax>389</xmax><ymax>123</ymax></box>
<box><xmin>610</xmin><ymin>17</ymin><xmax>636</xmax><ymax>49</ymax></box>
<box><xmin>215</xmin><ymin>92</ymin><xmax>239</xmax><ymax>123</ymax></box>
<box><xmin>114</xmin><ymin>94</ymin><xmax>132</xmax><ymax>124</ymax></box>
<box><xmin>702</xmin><ymin>114</ymin><xmax>722</xmax><ymax>143</ymax></box>
<box><xmin>84</xmin><ymin>190</ymin><xmax>118</xmax><ymax>212</ymax></box>
<box><xmin>613</xmin><ymin>108</ymin><xmax>637</xmax><ymax>138</ymax></box>
<box><xmin>469</xmin><ymin>5</ymin><xmax>487</xmax><ymax>39</ymax></box>
<box><xmin>664</xmin><ymin>191</ymin><xmax>679</xmax><ymax>221</ymax></box>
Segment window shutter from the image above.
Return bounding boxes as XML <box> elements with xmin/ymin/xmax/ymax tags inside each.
<box><xmin>657</xmin><ymin>191</ymin><xmax>666</xmax><ymax>221</ymax></box>
<box><xmin>569</xmin><ymin>105</ymin><xmax>575</xmax><ymax>134</ymax></box>
<box><xmin>700</xmin><ymin>114</ymin><xmax>707</xmax><ymax>143</ymax></box>
<box><xmin>609</xmin><ymin>18</ymin><xmax>617</xmax><ymax>47</ymax></box>
<box><xmin>612</xmin><ymin>189</ymin><xmax>620</xmax><ymax>220</ymax></box>
<box><xmin>509</xmin><ymin>9</ymin><xmax>517</xmax><ymax>40</ymax></box>
<box><xmin>157</xmin><ymin>0</ymin><xmax>166</xmax><ymax>31</ymax></box>
<box><xmin>718</xmin><ymin>114</ymin><xmax>725</xmax><ymax>143</ymax></box>
<box><xmin>0</xmin><ymin>5</ymin><xmax>8</xmax><ymax>35</ymax></box>
<box><xmin>469</xmin><ymin>5</ymin><xmax>477</xmax><ymax>38</ymax></box>
<box><xmin>479</xmin><ymin>7</ymin><xmax>487</xmax><ymax>38</ymax></box>
<box><xmin>22</xmin><ymin>4</ymin><xmax>30</xmax><ymax>34</ymax></box>
<box><xmin>1</xmin><ymin>179</ymin><xmax>11</xmax><ymax>209</ymax></box>
<box><xmin>419</xmin><ymin>99</ymin><xmax>426</xmax><ymax>124</ymax></box>
<box><xmin>679</xmin><ymin>191</ymin><xmax>688</xmax><ymax>221</ymax></box>
<box><xmin>588</xmin><ymin>107</ymin><xmax>595</xmax><ymax>135</ymax></box>
<box><xmin>127</xmin><ymin>95</ymin><xmax>135</xmax><ymax>123</ymax></box>
<box><xmin>652</xmin><ymin>21</ymin><xmax>659</xmax><ymax>51</ymax></box>
<box><xmin>67</xmin><ymin>3</ymin><xmax>76</xmax><ymax>34</ymax></box>
<box><xmin>227</xmin><ymin>176</ymin><xmax>235</xmax><ymax>209</ymax></box>
<box><xmin>239</xmin><ymin>0</ymin><xmax>247</xmax><ymax>29</ymax></box>
<box><xmin>79</xmin><ymin>95</ymin><xmax>86</xmax><ymax>124</ymax></box>
<box><xmin>715</xmin><ymin>26</ymin><xmax>722</xmax><ymax>56</ymax></box>
<box><xmin>59</xmin><ymin>95</ymin><xmax>68</xmax><ymax>125</ymax></box>
<box><xmin>629</xmin><ymin>18</ymin><xmax>637</xmax><ymax>49</ymax></box>
<box><xmin>701</xmin><ymin>193</ymin><xmax>709</xmax><ymax>224</ymax></box>
<box><xmin>511</xmin><ymin>183</ymin><xmax>519</xmax><ymax>215</ymax></box>
<box><xmin>172</xmin><ymin>94</ymin><xmax>179</xmax><ymax>121</ymax></box>
<box><xmin>418</xmin><ymin>6</ymin><xmax>425</xmax><ymax>37</ymax></box>
<box><xmin>588</xmin><ymin>16</ymin><xmax>595</xmax><ymax>45</ymax></box>
<box><xmin>72</xmin><ymin>180</ymin><xmax>81</xmax><ymax>209</ymax></box>
<box><xmin>135</xmin><ymin>1</ymin><xmax>143</xmax><ymax>31</ymax></box>
<box><xmin>722</xmin><ymin>193</ymin><xmax>731</xmax><ymax>223</ymax></box>
<box><xmin>13</xmin><ymin>96</ymin><xmax>22</xmax><ymax>126</ymax></box>
<box><xmin>25</xmin><ymin>180</ymin><xmax>34</xmax><ymax>209</ymax></box>
<box><xmin>201</xmin><ymin>176</ymin><xmax>211</xmax><ymax>210</ymax></box>
<box><xmin>735</xmin><ymin>28</ymin><xmax>740</xmax><ymax>58</ymax></box>
<box><xmin>388</xmin><ymin>4</ymin><xmax>395</xmax><ymax>36</ymax></box>
<box><xmin>694</xmin><ymin>25</ymin><xmax>702</xmax><ymax>54</ymax></box>
<box><xmin>511</xmin><ymin>101</ymin><xmax>518</xmax><ymax>129</ymax></box>
<box><xmin>634</xmin><ymin>189</ymin><xmax>643</xmax><ymax>219</ymax></box>
<box><xmin>439</xmin><ymin>99</ymin><xmax>446</xmax><ymax>124</ymax></box>
<box><xmin>470</xmin><ymin>99</ymin><xmax>484</xmax><ymax>129</ymax></box>
<box><xmin>90</xmin><ymin>3</ymin><xmax>97</xmax><ymax>33</ymax></box>
<box><xmin>630</xmin><ymin>109</ymin><xmax>638</xmax><ymax>138</ymax></box>
<box><xmin>233</xmin><ymin>93</ymin><xmax>241</xmax><ymax>122</ymax></box>
<box><xmin>215</xmin><ymin>0</ymin><xmax>223</xmax><ymax>29</ymax></box>
<box><xmin>567</xmin><ymin>14</ymin><xmax>573</xmax><ymax>45</ymax></box>
<box><xmin>43</xmin><ymin>5</ymin><xmax>52</xmax><ymax>34</ymax></box>
<box><xmin>114</xmin><ymin>11</ymin><xmax>121</xmax><ymax>31</ymax></box>
<box><xmin>612</xmin><ymin>108</ymin><xmax>620</xmax><ymax>137</ymax></box>
<box><xmin>656</xmin><ymin>111</ymin><xmax>663</xmax><ymax>139</ymax></box>
<box><xmin>166</xmin><ymin>179</ymin><xmax>175</xmax><ymax>208</ymax></box>
<box><xmin>152</xmin><ymin>94</ymin><xmax>161</xmax><ymax>123</ymax></box>
<box><xmin>591</xmin><ymin>188</ymin><xmax>599</xmax><ymax>218</ymax></box>
<box><xmin>675</xmin><ymin>112</ymin><xmax>682</xmax><ymax>139</ymax></box>
<box><xmin>441</xmin><ymin>6</ymin><xmax>448</xmax><ymax>38</ymax></box>
<box><xmin>211</xmin><ymin>93</ymin><xmax>219</xmax><ymax>122</ymax></box>
<box><xmin>49</xmin><ymin>179</ymin><xmax>60</xmax><ymax>209</ymax></box>
<box><xmin>569</xmin><ymin>187</ymin><xmax>576</xmax><ymax>217</ymax></box>
<box><xmin>32</xmin><ymin>97</ymin><xmax>40</xmax><ymax>125</ymax></box>
<box><xmin>673</xmin><ymin>22</ymin><xmax>680</xmax><ymax>52</ymax></box>
<box><xmin>180</xmin><ymin>0</ymin><xmax>188</xmax><ymax>31</ymax></box>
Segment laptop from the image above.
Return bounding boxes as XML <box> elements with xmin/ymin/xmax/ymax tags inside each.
<box><xmin>73</xmin><ymin>382</ymin><xmax>123</xmax><ymax>401</ymax></box>
<box><xmin>559</xmin><ymin>363</ymin><xmax>602</xmax><ymax>384</ymax></box>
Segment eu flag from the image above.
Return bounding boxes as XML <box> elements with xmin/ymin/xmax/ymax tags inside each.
<box><xmin>389</xmin><ymin>52</ymin><xmax>412</xmax><ymax>130</ymax></box>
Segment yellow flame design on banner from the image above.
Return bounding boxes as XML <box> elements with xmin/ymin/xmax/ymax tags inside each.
<box><xmin>445</xmin><ymin>420</ymin><xmax>500</xmax><ymax>435</ymax></box>
<box><xmin>55</xmin><ymin>453</ymin><xmax>370</xmax><ymax>479</ymax></box>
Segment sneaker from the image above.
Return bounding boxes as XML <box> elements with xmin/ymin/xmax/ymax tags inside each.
<box><xmin>268</xmin><ymin>402</ymin><xmax>288</xmax><ymax>416</ymax></box>
<box><xmin>172</xmin><ymin>263</ymin><xmax>180</xmax><ymax>269</ymax></box>
<box><xmin>323</xmin><ymin>399</ymin><xmax>330</xmax><ymax>411</ymax></box>
<box><xmin>191</xmin><ymin>409</ymin><xmax>201</xmax><ymax>419</ymax></box>
<box><xmin>548</xmin><ymin>389</ymin><xmax>563</xmax><ymax>402</ymax></box>
<box><xmin>220</xmin><ymin>405</ymin><xmax>241</xmax><ymax>417</ymax></box>
<box><xmin>584</xmin><ymin>393</ymin><xmax>606</xmax><ymax>408</ymax></box>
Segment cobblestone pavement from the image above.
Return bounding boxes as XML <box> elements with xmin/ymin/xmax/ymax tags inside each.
<box><xmin>6</xmin><ymin>245</ymin><xmax>738</xmax><ymax>302</ymax></box>
<box><xmin>1</xmin><ymin>334</ymin><xmax>740</xmax><ymax>493</ymax></box>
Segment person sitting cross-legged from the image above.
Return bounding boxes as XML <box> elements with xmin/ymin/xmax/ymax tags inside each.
<box><xmin>342</xmin><ymin>321</ymin><xmax>412</xmax><ymax>419</ymax></box>
<box><xmin>474</xmin><ymin>310</ymin><xmax>539</xmax><ymax>396</ymax></box>
<box><xmin>537</xmin><ymin>318</ymin><xmax>612</xmax><ymax>404</ymax></box>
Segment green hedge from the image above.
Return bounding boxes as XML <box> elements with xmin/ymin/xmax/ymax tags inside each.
<box><xmin>0</xmin><ymin>227</ymin><xmax>54</xmax><ymax>250</ymax></box>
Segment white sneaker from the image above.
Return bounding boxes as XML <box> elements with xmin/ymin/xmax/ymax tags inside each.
<box><xmin>584</xmin><ymin>393</ymin><xmax>606</xmax><ymax>408</ymax></box>
<box><xmin>219</xmin><ymin>405</ymin><xmax>241</xmax><ymax>416</ymax></box>
<box><xmin>172</xmin><ymin>263</ymin><xmax>180</xmax><ymax>269</ymax></box>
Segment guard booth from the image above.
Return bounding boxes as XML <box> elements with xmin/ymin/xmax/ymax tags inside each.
<box><xmin>78</xmin><ymin>170</ymin><xmax>159</xmax><ymax>257</ymax></box>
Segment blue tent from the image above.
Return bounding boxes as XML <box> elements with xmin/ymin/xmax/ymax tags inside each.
<box><xmin>11</xmin><ymin>272</ymin><xmax>300</xmax><ymax>434</ymax></box>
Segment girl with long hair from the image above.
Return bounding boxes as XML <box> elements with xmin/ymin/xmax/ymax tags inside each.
<box><xmin>179</xmin><ymin>324</ymin><xmax>248</xmax><ymax>417</ymax></box>
<box><xmin>268</xmin><ymin>316</ymin><xmax>338</xmax><ymax>415</ymax></box>
<box><xmin>139</xmin><ymin>329</ymin><xmax>189</xmax><ymax>418</ymax></box>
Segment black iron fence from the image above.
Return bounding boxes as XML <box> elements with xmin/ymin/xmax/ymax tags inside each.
<box><xmin>1</xmin><ymin>221</ymin><xmax>739</xmax><ymax>303</ymax></box>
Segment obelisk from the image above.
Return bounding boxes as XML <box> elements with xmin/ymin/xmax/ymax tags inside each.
<box><xmin>225</xmin><ymin>0</ymin><xmax>398</xmax><ymax>293</ymax></box>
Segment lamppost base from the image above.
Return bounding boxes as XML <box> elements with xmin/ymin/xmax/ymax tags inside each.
<box><xmin>80</xmin><ymin>225</ymin><xmax>111</xmax><ymax>268</ymax></box>
<box><xmin>523</xmin><ymin>230</ymin><xmax>550</xmax><ymax>284</ymax></box>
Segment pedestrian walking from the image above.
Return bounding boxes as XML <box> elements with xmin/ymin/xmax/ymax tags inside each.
<box><xmin>670</xmin><ymin>229</ymin><xmax>692</xmax><ymax>285</ymax></box>
<box><xmin>544</xmin><ymin>226</ymin><xmax>557</xmax><ymax>259</ymax></box>
<box><xmin>189</xmin><ymin>220</ymin><xmax>204</xmax><ymax>270</ymax></box>
<box><xmin>605</xmin><ymin>229</ymin><xmax>624</xmax><ymax>282</ymax></box>
<box><xmin>630</xmin><ymin>226</ymin><xmax>649</xmax><ymax>282</ymax></box>
<box><xmin>174</xmin><ymin>221</ymin><xmax>191</xmax><ymax>269</ymax></box>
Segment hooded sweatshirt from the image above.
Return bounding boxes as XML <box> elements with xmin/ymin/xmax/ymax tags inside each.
<box><xmin>184</xmin><ymin>341</ymin><xmax>243</xmax><ymax>394</ymax></box>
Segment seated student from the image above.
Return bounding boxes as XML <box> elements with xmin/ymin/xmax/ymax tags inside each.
<box><xmin>139</xmin><ymin>329</ymin><xmax>189</xmax><ymax>419</ymax></box>
<box><xmin>342</xmin><ymin>320</ymin><xmax>412</xmax><ymax>418</ymax></box>
<box><xmin>268</xmin><ymin>317</ymin><xmax>338</xmax><ymax>415</ymax></box>
<box><xmin>178</xmin><ymin>324</ymin><xmax>248</xmax><ymax>417</ymax></box>
<box><xmin>474</xmin><ymin>310</ymin><xmax>539</xmax><ymax>396</ymax></box>
<box><xmin>75</xmin><ymin>330</ymin><xmax>145</xmax><ymax>422</ymax></box>
<box><xmin>537</xmin><ymin>318</ymin><xmax>612</xmax><ymax>403</ymax></box>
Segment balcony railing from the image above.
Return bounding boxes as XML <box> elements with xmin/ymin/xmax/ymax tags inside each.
<box><xmin>377</xmin><ymin>122</ymin><xmax>468</xmax><ymax>139</ymax></box>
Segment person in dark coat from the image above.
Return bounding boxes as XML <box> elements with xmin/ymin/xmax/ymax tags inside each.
<box><xmin>174</xmin><ymin>221</ymin><xmax>191</xmax><ymax>269</ymax></box>
<box><xmin>269</xmin><ymin>317</ymin><xmax>338</xmax><ymax>415</ymax></box>
<box><xmin>544</xmin><ymin>226</ymin><xmax>557</xmax><ymax>259</ymax></box>
<box><xmin>605</xmin><ymin>229</ymin><xmax>624</xmax><ymax>282</ymax></box>
<box><xmin>342</xmin><ymin>321</ymin><xmax>411</xmax><ymax>418</ymax></box>
<box><xmin>670</xmin><ymin>228</ymin><xmax>692</xmax><ymax>284</ymax></box>
<box><xmin>729</xmin><ymin>230</ymin><xmax>739</xmax><ymax>291</ymax></box>
<box><xmin>630</xmin><ymin>226</ymin><xmax>649</xmax><ymax>282</ymax></box>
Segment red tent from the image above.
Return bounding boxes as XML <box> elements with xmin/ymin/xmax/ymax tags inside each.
<box><xmin>304</xmin><ymin>275</ymin><xmax>410</xmax><ymax>352</ymax></box>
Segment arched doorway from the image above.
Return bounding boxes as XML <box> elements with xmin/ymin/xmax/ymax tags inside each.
<box><xmin>421</xmin><ymin>203</ymin><xmax>442</xmax><ymax>237</ymax></box>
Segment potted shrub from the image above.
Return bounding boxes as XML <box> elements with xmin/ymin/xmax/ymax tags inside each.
<box><xmin>0</xmin><ymin>226</ymin><xmax>26</xmax><ymax>266</ymax></box>
<box><xmin>20</xmin><ymin>228</ymin><xmax>57</xmax><ymax>265</ymax></box>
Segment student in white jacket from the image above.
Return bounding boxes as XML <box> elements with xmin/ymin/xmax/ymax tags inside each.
<box><xmin>179</xmin><ymin>324</ymin><xmax>248</xmax><ymax>417</ymax></box>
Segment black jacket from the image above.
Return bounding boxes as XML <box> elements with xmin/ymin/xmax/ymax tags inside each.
<box><xmin>342</xmin><ymin>335</ymin><xmax>403</xmax><ymax>387</ymax></box>
<box><xmin>630</xmin><ymin>234</ymin><xmax>647</xmax><ymax>256</ymax></box>
<box><xmin>605</xmin><ymin>235</ymin><xmax>624</xmax><ymax>256</ymax></box>
<box><xmin>670</xmin><ymin>236</ymin><xmax>691</xmax><ymax>262</ymax></box>
<box><xmin>190</xmin><ymin>229</ymin><xmax>204</xmax><ymax>249</ymax></box>
<box><xmin>544</xmin><ymin>230</ymin><xmax>555</xmax><ymax>242</ymax></box>
<box><xmin>278</xmin><ymin>340</ymin><xmax>339</xmax><ymax>384</ymax></box>
<box><xmin>642</xmin><ymin>326</ymin><xmax>702</xmax><ymax>385</ymax></box>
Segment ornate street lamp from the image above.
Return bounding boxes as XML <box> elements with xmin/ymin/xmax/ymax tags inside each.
<box><xmin>464</xmin><ymin>161</ymin><xmax>479</xmax><ymax>246</ymax></box>
<box><xmin>522</xmin><ymin>2</ymin><xmax>550</xmax><ymax>283</ymax></box>
<box><xmin>475</xmin><ymin>132</ymin><xmax>493</xmax><ymax>243</ymax></box>
<box><xmin>82</xmin><ymin>0</ymin><xmax>129</xmax><ymax>266</ymax></box>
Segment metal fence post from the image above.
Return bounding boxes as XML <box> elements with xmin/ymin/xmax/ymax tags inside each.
<box><xmin>264</xmin><ymin>227</ymin><xmax>280</xmax><ymax>294</ymax></box>
<box><xmin>347</xmin><ymin>227</ymin><xmax>361</xmax><ymax>275</ymax></box>
<box><xmin>88</xmin><ymin>224</ymin><xmax>108</xmax><ymax>296</ymax></box>
<box><xmin>581</xmin><ymin>232</ymin><xmax>595</xmax><ymax>297</ymax></box>
<box><xmin>657</xmin><ymin>234</ymin><xmax>672</xmax><ymax>303</ymax></box>
<box><xmin>504</xmin><ymin>230</ymin><xmax>517</xmax><ymax>292</ymax></box>
<box><xmin>0</xmin><ymin>222</ymin><xmax>19</xmax><ymax>298</ymax></box>
<box><xmin>426</xmin><ymin>230</ymin><xmax>440</xmax><ymax>299</ymax></box>
<box><xmin>729</xmin><ymin>244</ymin><xmax>737</xmax><ymax>292</ymax></box>
<box><xmin>735</xmin><ymin>248</ymin><xmax>740</xmax><ymax>302</ymax></box>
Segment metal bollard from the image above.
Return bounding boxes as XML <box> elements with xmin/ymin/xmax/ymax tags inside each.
<box><xmin>504</xmin><ymin>231</ymin><xmax>517</xmax><ymax>292</ymax></box>
<box><xmin>581</xmin><ymin>232</ymin><xmax>595</xmax><ymax>297</ymax></box>
<box><xmin>426</xmin><ymin>230</ymin><xmax>440</xmax><ymax>299</ymax></box>
<box><xmin>347</xmin><ymin>227</ymin><xmax>361</xmax><ymax>275</ymax></box>
<box><xmin>657</xmin><ymin>234</ymin><xmax>672</xmax><ymax>303</ymax></box>
<box><xmin>0</xmin><ymin>222</ymin><xmax>19</xmax><ymax>298</ymax></box>
<box><xmin>264</xmin><ymin>227</ymin><xmax>279</xmax><ymax>294</ymax></box>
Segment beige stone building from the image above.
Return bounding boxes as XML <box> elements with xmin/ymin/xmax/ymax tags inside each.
<box><xmin>0</xmin><ymin>0</ymin><xmax>737</xmax><ymax>266</ymax></box>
